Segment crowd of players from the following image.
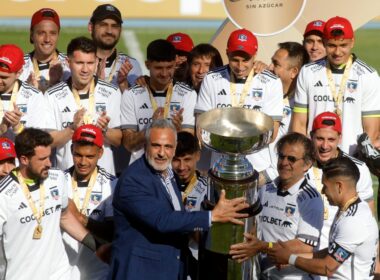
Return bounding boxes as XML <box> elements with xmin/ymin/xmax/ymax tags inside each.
<box><xmin>0</xmin><ymin>2</ymin><xmax>379</xmax><ymax>280</ymax></box>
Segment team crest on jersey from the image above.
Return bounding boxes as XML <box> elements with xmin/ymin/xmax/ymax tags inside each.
<box><xmin>251</xmin><ymin>90</ymin><xmax>263</xmax><ymax>101</ymax></box>
<box><xmin>185</xmin><ymin>196</ymin><xmax>197</xmax><ymax>210</ymax></box>
<box><xmin>334</xmin><ymin>247</ymin><xmax>350</xmax><ymax>263</ymax></box>
<box><xmin>285</xmin><ymin>203</ymin><xmax>296</xmax><ymax>217</ymax></box>
<box><xmin>96</xmin><ymin>103</ymin><xmax>106</xmax><ymax>114</ymax></box>
<box><xmin>50</xmin><ymin>187</ymin><xmax>60</xmax><ymax>200</ymax></box>
<box><xmin>346</xmin><ymin>81</ymin><xmax>358</xmax><ymax>93</ymax></box>
<box><xmin>283</xmin><ymin>106</ymin><xmax>292</xmax><ymax>117</ymax></box>
<box><xmin>17</xmin><ymin>104</ymin><xmax>27</xmax><ymax>114</ymax></box>
<box><xmin>90</xmin><ymin>193</ymin><xmax>102</xmax><ymax>205</ymax></box>
<box><xmin>170</xmin><ymin>102</ymin><xmax>181</xmax><ymax>113</ymax></box>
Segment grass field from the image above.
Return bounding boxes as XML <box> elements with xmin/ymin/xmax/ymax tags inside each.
<box><xmin>0</xmin><ymin>26</ymin><xmax>379</xmax><ymax>72</ymax></box>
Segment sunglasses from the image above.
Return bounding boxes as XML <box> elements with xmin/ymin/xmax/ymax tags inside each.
<box><xmin>278</xmin><ymin>153</ymin><xmax>304</xmax><ymax>164</ymax></box>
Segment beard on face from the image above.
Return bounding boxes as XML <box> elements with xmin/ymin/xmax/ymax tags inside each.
<box><xmin>92</xmin><ymin>32</ymin><xmax>118</xmax><ymax>51</ymax></box>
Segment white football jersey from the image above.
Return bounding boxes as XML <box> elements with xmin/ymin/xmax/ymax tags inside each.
<box><xmin>257</xmin><ymin>177</ymin><xmax>324</xmax><ymax>280</ymax></box>
<box><xmin>44</xmin><ymin>78</ymin><xmax>121</xmax><ymax>174</ymax></box>
<box><xmin>63</xmin><ymin>166</ymin><xmax>117</xmax><ymax>280</ymax></box>
<box><xmin>0</xmin><ymin>169</ymin><xmax>70</xmax><ymax>280</ymax></box>
<box><xmin>121</xmin><ymin>82</ymin><xmax>197</xmax><ymax>164</ymax></box>
<box><xmin>0</xmin><ymin>80</ymin><xmax>47</xmax><ymax>141</ymax></box>
<box><xmin>19</xmin><ymin>51</ymin><xmax>71</xmax><ymax>87</ymax></box>
<box><xmin>294</xmin><ymin>57</ymin><xmax>380</xmax><ymax>155</ymax></box>
<box><xmin>195</xmin><ymin>65</ymin><xmax>283</xmax><ymax>172</ymax></box>
<box><xmin>328</xmin><ymin>199</ymin><xmax>378</xmax><ymax>280</ymax></box>
<box><xmin>306</xmin><ymin>151</ymin><xmax>374</xmax><ymax>251</ymax></box>
<box><xmin>103</xmin><ymin>51</ymin><xmax>142</xmax><ymax>88</ymax></box>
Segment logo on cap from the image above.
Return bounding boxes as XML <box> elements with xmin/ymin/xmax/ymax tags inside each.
<box><xmin>2</xmin><ymin>142</ymin><xmax>10</xmax><ymax>150</ymax></box>
<box><xmin>313</xmin><ymin>21</ymin><xmax>323</xmax><ymax>27</ymax></box>
<box><xmin>172</xmin><ymin>36</ymin><xmax>182</xmax><ymax>43</ymax></box>
<box><xmin>238</xmin><ymin>34</ymin><xmax>248</xmax><ymax>42</ymax></box>
<box><xmin>106</xmin><ymin>5</ymin><xmax>116</xmax><ymax>12</ymax></box>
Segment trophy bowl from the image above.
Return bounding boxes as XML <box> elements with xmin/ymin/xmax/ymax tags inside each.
<box><xmin>197</xmin><ymin>107</ymin><xmax>274</xmax><ymax>155</ymax></box>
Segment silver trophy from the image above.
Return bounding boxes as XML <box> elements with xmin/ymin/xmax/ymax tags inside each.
<box><xmin>197</xmin><ymin>107</ymin><xmax>273</xmax><ymax>280</ymax></box>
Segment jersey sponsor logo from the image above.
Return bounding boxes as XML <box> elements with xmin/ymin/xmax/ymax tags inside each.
<box><xmin>175</xmin><ymin>86</ymin><xmax>188</xmax><ymax>97</ymax></box>
<box><xmin>55</xmin><ymin>89</ymin><xmax>69</xmax><ymax>100</ymax></box>
<box><xmin>216</xmin><ymin>103</ymin><xmax>255</xmax><ymax>109</ymax></box>
<box><xmin>61</xmin><ymin>106</ymin><xmax>71</xmax><ymax>113</ymax></box>
<box><xmin>252</xmin><ymin>90</ymin><xmax>263</xmax><ymax>101</ymax></box>
<box><xmin>258</xmin><ymin>75</ymin><xmax>270</xmax><ymax>84</ymax></box>
<box><xmin>313</xmin><ymin>81</ymin><xmax>323</xmax><ymax>87</ymax></box>
<box><xmin>285</xmin><ymin>203</ymin><xmax>296</xmax><ymax>217</ymax></box>
<box><xmin>20</xmin><ymin>205</ymin><xmax>61</xmax><ymax>224</ymax></box>
<box><xmin>346</xmin><ymin>80</ymin><xmax>358</xmax><ymax>93</ymax></box>
<box><xmin>19</xmin><ymin>88</ymin><xmax>33</xmax><ymax>98</ymax></box>
<box><xmin>310</xmin><ymin>64</ymin><xmax>324</xmax><ymax>72</ymax></box>
<box><xmin>96</xmin><ymin>103</ymin><xmax>106</xmax><ymax>113</ymax></box>
<box><xmin>138</xmin><ymin>117</ymin><xmax>153</xmax><ymax>125</ymax></box>
<box><xmin>5</xmin><ymin>184</ymin><xmax>18</xmax><ymax>197</ymax></box>
<box><xmin>98</xmin><ymin>87</ymin><xmax>112</xmax><ymax>98</ymax></box>
<box><xmin>139</xmin><ymin>103</ymin><xmax>149</xmax><ymax>109</ymax></box>
<box><xmin>18</xmin><ymin>202</ymin><xmax>27</xmax><ymax>210</ymax></box>
<box><xmin>210</xmin><ymin>73</ymin><xmax>223</xmax><ymax>80</ymax></box>
<box><xmin>62</xmin><ymin>121</ymin><xmax>74</xmax><ymax>129</ymax></box>
<box><xmin>313</xmin><ymin>95</ymin><xmax>356</xmax><ymax>104</ymax></box>
<box><xmin>90</xmin><ymin>193</ymin><xmax>102</xmax><ymax>205</ymax></box>
<box><xmin>252</xmin><ymin>105</ymin><xmax>262</xmax><ymax>111</ymax></box>
<box><xmin>281</xmin><ymin>221</ymin><xmax>292</xmax><ymax>228</ymax></box>
<box><xmin>217</xmin><ymin>89</ymin><xmax>227</xmax><ymax>96</ymax></box>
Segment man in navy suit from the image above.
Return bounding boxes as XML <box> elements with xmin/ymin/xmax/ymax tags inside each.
<box><xmin>109</xmin><ymin>119</ymin><xmax>249</xmax><ymax>280</ymax></box>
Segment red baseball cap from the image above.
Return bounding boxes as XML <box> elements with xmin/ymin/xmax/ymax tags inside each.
<box><xmin>166</xmin><ymin>33</ymin><xmax>194</xmax><ymax>53</ymax></box>
<box><xmin>72</xmin><ymin>124</ymin><xmax>103</xmax><ymax>148</ymax></box>
<box><xmin>312</xmin><ymin>112</ymin><xmax>342</xmax><ymax>134</ymax></box>
<box><xmin>323</xmin><ymin>16</ymin><xmax>354</xmax><ymax>40</ymax></box>
<box><xmin>227</xmin><ymin>29</ymin><xmax>258</xmax><ymax>56</ymax></box>
<box><xmin>304</xmin><ymin>20</ymin><xmax>325</xmax><ymax>37</ymax></box>
<box><xmin>31</xmin><ymin>8</ymin><xmax>60</xmax><ymax>30</ymax></box>
<box><xmin>0</xmin><ymin>138</ymin><xmax>16</xmax><ymax>161</ymax></box>
<box><xmin>0</xmin><ymin>44</ymin><xmax>24</xmax><ymax>73</ymax></box>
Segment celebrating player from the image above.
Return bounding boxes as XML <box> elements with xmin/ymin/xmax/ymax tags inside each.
<box><xmin>64</xmin><ymin>124</ymin><xmax>117</xmax><ymax>280</ymax></box>
<box><xmin>269</xmin><ymin>157</ymin><xmax>378</xmax><ymax>280</ymax></box>
<box><xmin>291</xmin><ymin>16</ymin><xmax>380</xmax><ymax>155</ymax></box>
<box><xmin>20</xmin><ymin>8</ymin><xmax>70</xmax><ymax>92</ymax></box>
<box><xmin>44</xmin><ymin>37</ymin><xmax>121</xmax><ymax>174</ymax></box>
<box><xmin>121</xmin><ymin>39</ymin><xmax>197</xmax><ymax>165</ymax></box>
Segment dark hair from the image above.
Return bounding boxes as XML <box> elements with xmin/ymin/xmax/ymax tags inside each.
<box><xmin>67</xmin><ymin>36</ymin><xmax>97</xmax><ymax>57</ymax></box>
<box><xmin>15</xmin><ymin>128</ymin><xmax>53</xmax><ymax>158</ymax></box>
<box><xmin>330</xmin><ymin>29</ymin><xmax>345</xmax><ymax>38</ymax></box>
<box><xmin>188</xmin><ymin>44</ymin><xmax>223</xmax><ymax>70</ymax></box>
<box><xmin>147</xmin><ymin>39</ymin><xmax>176</xmax><ymax>62</ymax></box>
<box><xmin>322</xmin><ymin>156</ymin><xmax>360</xmax><ymax>184</ymax></box>
<box><xmin>278</xmin><ymin>41</ymin><xmax>309</xmax><ymax>68</ymax></box>
<box><xmin>175</xmin><ymin>132</ymin><xmax>200</xmax><ymax>157</ymax></box>
<box><xmin>276</xmin><ymin>132</ymin><xmax>315</xmax><ymax>164</ymax></box>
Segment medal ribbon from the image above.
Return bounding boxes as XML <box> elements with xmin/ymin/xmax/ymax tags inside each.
<box><xmin>72</xmin><ymin>78</ymin><xmax>95</xmax><ymax>124</ymax></box>
<box><xmin>147</xmin><ymin>82</ymin><xmax>174</xmax><ymax>118</ymax></box>
<box><xmin>107</xmin><ymin>54</ymin><xmax>119</xmax><ymax>83</ymax></box>
<box><xmin>17</xmin><ymin>170</ymin><xmax>45</xmax><ymax>238</ymax></box>
<box><xmin>181</xmin><ymin>173</ymin><xmax>198</xmax><ymax>202</ymax></box>
<box><xmin>326</xmin><ymin>55</ymin><xmax>353</xmax><ymax>115</ymax></box>
<box><xmin>229</xmin><ymin>68</ymin><xmax>255</xmax><ymax>107</ymax></box>
<box><xmin>71</xmin><ymin>167</ymin><xmax>98</xmax><ymax>215</ymax></box>
<box><xmin>312</xmin><ymin>165</ymin><xmax>329</xmax><ymax>220</ymax></box>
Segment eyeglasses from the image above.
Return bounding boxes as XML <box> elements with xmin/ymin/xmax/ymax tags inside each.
<box><xmin>278</xmin><ymin>153</ymin><xmax>304</xmax><ymax>164</ymax></box>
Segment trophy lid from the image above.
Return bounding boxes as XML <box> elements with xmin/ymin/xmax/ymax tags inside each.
<box><xmin>197</xmin><ymin>107</ymin><xmax>273</xmax><ymax>155</ymax></box>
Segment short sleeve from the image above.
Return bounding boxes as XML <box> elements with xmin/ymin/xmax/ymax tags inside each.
<box><xmin>294</xmin><ymin>67</ymin><xmax>309</xmax><ymax>114</ymax></box>
<box><xmin>361</xmin><ymin>70</ymin><xmax>380</xmax><ymax>117</ymax></box>
<box><xmin>181</xmin><ymin>90</ymin><xmax>197</xmax><ymax>129</ymax></box>
<box><xmin>195</xmin><ymin>75</ymin><xmax>214</xmax><ymax>114</ymax></box>
<box><xmin>120</xmin><ymin>88</ymin><xmax>138</xmax><ymax>130</ymax></box>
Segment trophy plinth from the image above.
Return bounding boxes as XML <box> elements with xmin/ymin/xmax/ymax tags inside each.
<box><xmin>197</xmin><ymin>107</ymin><xmax>273</xmax><ymax>279</ymax></box>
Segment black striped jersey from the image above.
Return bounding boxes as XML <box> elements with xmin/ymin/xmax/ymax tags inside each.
<box><xmin>0</xmin><ymin>169</ymin><xmax>70</xmax><ymax>280</ymax></box>
<box><xmin>328</xmin><ymin>198</ymin><xmax>378</xmax><ymax>280</ymax></box>
<box><xmin>257</xmin><ymin>177</ymin><xmax>324</xmax><ymax>279</ymax></box>
<box><xmin>44</xmin><ymin>78</ymin><xmax>121</xmax><ymax>174</ymax></box>
<box><xmin>294</xmin><ymin>56</ymin><xmax>380</xmax><ymax>155</ymax></box>
<box><xmin>121</xmin><ymin>81</ymin><xmax>197</xmax><ymax>164</ymax></box>
<box><xmin>63</xmin><ymin>166</ymin><xmax>117</xmax><ymax>280</ymax></box>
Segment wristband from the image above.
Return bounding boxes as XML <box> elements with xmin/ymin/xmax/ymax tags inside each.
<box><xmin>13</xmin><ymin>123</ymin><xmax>24</xmax><ymax>135</ymax></box>
<box><xmin>288</xmin><ymin>254</ymin><xmax>298</xmax><ymax>266</ymax></box>
<box><xmin>268</xmin><ymin>242</ymin><xmax>273</xmax><ymax>249</ymax></box>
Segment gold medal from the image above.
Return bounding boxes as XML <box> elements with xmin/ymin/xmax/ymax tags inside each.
<box><xmin>33</xmin><ymin>224</ymin><xmax>43</xmax><ymax>239</ymax></box>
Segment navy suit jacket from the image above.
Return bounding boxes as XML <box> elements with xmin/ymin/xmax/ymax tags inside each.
<box><xmin>109</xmin><ymin>156</ymin><xmax>210</xmax><ymax>280</ymax></box>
